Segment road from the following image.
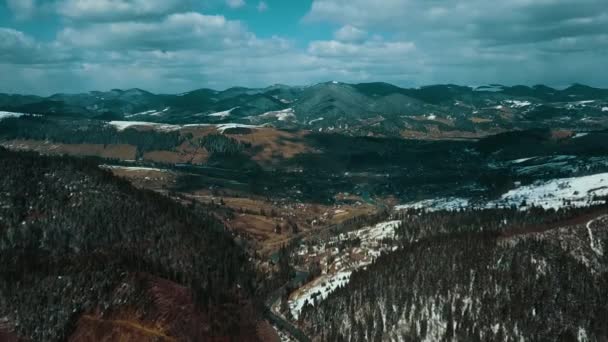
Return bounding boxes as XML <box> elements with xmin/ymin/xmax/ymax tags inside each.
<box><xmin>264</xmin><ymin>285</ymin><xmax>311</xmax><ymax>342</ymax></box>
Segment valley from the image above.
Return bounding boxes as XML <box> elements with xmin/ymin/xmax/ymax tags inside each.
<box><xmin>1</xmin><ymin>83</ymin><xmax>608</xmax><ymax>341</ymax></box>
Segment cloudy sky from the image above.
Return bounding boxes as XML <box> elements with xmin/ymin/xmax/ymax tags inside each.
<box><xmin>1</xmin><ymin>0</ymin><xmax>607</xmax><ymax>95</ymax></box>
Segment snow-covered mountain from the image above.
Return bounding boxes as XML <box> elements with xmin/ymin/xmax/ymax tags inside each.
<box><xmin>2</xmin><ymin>82</ymin><xmax>607</xmax><ymax>138</ymax></box>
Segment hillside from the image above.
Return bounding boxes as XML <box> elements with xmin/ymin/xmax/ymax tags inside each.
<box><xmin>0</xmin><ymin>148</ymin><xmax>264</xmax><ymax>341</ymax></box>
<box><xmin>2</xmin><ymin>82</ymin><xmax>607</xmax><ymax>138</ymax></box>
<box><xmin>297</xmin><ymin>207</ymin><xmax>608</xmax><ymax>341</ymax></box>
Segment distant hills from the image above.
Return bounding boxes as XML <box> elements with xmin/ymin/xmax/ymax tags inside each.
<box><xmin>1</xmin><ymin>82</ymin><xmax>608</xmax><ymax>138</ymax></box>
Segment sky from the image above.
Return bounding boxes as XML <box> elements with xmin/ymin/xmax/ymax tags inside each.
<box><xmin>1</xmin><ymin>0</ymin><xmax>607</xmax><ymax>95</ymax></box>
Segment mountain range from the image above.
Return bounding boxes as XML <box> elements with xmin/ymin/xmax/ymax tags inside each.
<box><xmin>2</xmin><ymin>82</ymin><xmax>608</xmax><ymax>139</ymax></box>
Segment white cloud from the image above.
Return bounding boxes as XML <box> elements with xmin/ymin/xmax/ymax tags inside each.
<box><xmin>333</xmin><ymin>25</ymin><xmax>367</xmax><ymax>42</ymax></box>
<box><xmin>55</xmin><ymin>0</ymin><xmax>188</xmax><ymax>21</ymax></box>
<box><xmin>1</xmin><ymin>0</ymin><xmax>608</xmax><ymax>95</ymax></box>
<box><xmin>0</xmin><ymin>28</ymin><xmax>71</xmax><ymax>64</ymax></box>
<box><xmin>308</xmin><ymin>39</ymin><xmax>415</xmax><ymax>58</ymax></box>
<box><xmin>226</xmin><ymin>0</ymin><xmax>245</xmax><ymax>9</ymax></box>
<box><xmin>58</xmin><ymin>12</ymin><xmax>251</xmax><ymax>51</ymax></box>
<box><xmin>257</xmin><ymin>1</ymin><xmax>268</xmax><ymax>12</ymax></box>
<box><xmin>305</xmin><ymin>0</ymin><xmax>608</xmax><ymax>45</ymax></box>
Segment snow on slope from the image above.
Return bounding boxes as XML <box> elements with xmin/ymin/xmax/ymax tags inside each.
<box><xmin>108</xmin><ymin>121</ymin><xmax>180</xmax><ymax>131</ymax></box>
<box><xmin>487</xmin><ymin>172</ymin><xmax>608</xmax><ymax>210</ymax></box>
<box><xmin>289</xmin><ymin>271</ymin><xmax>352</xmax><ymax>319</ymax></box>
<box><xmin>0</xmin><ymin>111</ymin><xmax>41</xmax><ymax>120</ymax></box>
<box><xmin>107</xmin><ymin>121</ymin><xmax>263</xmax><ymax>133</ymax></box>
<box><xmin>308</xmin><ymin>117</ymin><xmax>324</xmax><ymax>125</ymax></box>
<box><xmin>125</xmin><ymin>107</ymin><xmax>171</xmax><ymax>118</ymax></box>
<box><xmin>0</xmin><ymin>111</ymin><xmax>25</xmax><ymax>120</ymax></box>
<box><xmin>215</xmin><ymin>123</ymin><xmax>262</xmax><ymax>133</ymax></box>
<box><xmin>208</xmin><ymin>107</ymin><xmax>238</xmax><ymax>118</ymax></box>
<box><xmin>100</xmin><ymin>165</ymin><xmax>170</xmax><ymax>172</ymax></box>
<box><xmin>397</xmin><ymin>173</ymin><xmax>608</xmax><ymax>212</ymax></box>
<box><xmin>289</xmin><ymin>220</ymin><xmax>401</xmax><ymax>318</ymax></box>
<box><xmin>510</xmin><ymin>157</ymin><xmax>537</xmax><ymax>164</ymax></box>
<box><xmin>504</xmin><ymin>100</ymin><xmax>532</xmax><ymax>108</ymax></box>
<box><xmin>257</xmin><ymin>108</ymin><xmax>295</xmax><ymax>121</ymax></box>
<box><xmin>395</xmin><ymin>197</ymin><xmax>469</xmax><ymax>212</ymax></box>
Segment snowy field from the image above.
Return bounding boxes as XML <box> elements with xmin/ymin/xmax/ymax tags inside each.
<box><xmin>487</xmin><ymin>172</ymin><xmax>608</xmax><ymax>210</ymax></box>
<box><xmin>256</xmin><ymin>108</ymin><xmax>296</xmax><ymax>121</ymax></box>
<box><xmin>108</xmin><ymin>121</ymin><xmax>181</xmax><ymax>131</ymax></box>
<box><xmin>100</xmin><ymin>165</ymin><xmax>170</xmax><ymax>173</ymax></box>
<box><xmin>0</xmin><ymin>111</ymin><xmax>41</xmax><ymax>120</ymax></box>
<box><xmin>289</xmin><ymin>220</ymin><xmax>401</xmax><ymax>318</ymax></box>
<box><xmin>396</xmin><ymin>172</ymin><xmax>608</xmax><ymax>212</ymax></box>
<box><xmin>208</xmin><ymin>107</ymin><xmax>238</xmax><ymax>118</ymax></box>
<box><xmin>107</xmin><ymin>120</ymin><xmax>262</xmax><ymax>133</ymax></box>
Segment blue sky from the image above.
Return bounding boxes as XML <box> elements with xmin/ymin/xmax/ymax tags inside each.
<box><xmin>1</xmin><ymin>0</ymin><xmax>607</xmax><ymax>95</ymax></box>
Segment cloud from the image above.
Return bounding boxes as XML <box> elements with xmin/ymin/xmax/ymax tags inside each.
<box><xmin>1</xmin><ymin>0</ymin><xmax>608</xmax><ymax>95</ymax></box>
<box><xmin>306</xmin><ymin>0</ymin><xmax>608</xmax><ymax>46</ymax></box>
<box><xmin>226</xmin><ymin>0</ymin><xmax>245</xmax><ymax>9</ymax></box>
<box><xmin>58</xmin><ymin>12</ymin><xmax>252</xmax><ymax>51</ymax></box>
<box><xmin>333</xmin><ymin>25</ymin><xmax>367</xmax><ymax>42</ymax></box>
<box><xmin>0</xmin><ymin>28</ymin><xmax>72</xmax><ymax>64</ymax></box>
<box><xmin>257</xmin><ymin>1</ymin><xmax>268</xmax><ymax>12</ymax></box>
<box><xmin>301</xmin><ymin>0</ymin><xmax>608</xmax><ymax>87</ymax></box>
<box><xmin>308</xmin><ymin>39</ymin><xmax>415</xmax><ymax>58</ymax></box>
<box><xmin>56</xmin><ymin>0</ymin><xmax>189</xmax><ymax>21</ymax></box>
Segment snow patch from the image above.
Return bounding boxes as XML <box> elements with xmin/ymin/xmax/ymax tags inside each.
<box><xmin>395</xmin><ymin>197</ymin><xmax>469</xmax><ymax>212</ymax></box>
<box><xmin>504</xmin><ymin>100</ymin><xmax>532</xmax><ymax>108</ymax></box>
<box><xmin>100</xmin><ymin>165</ymin><xmax>169</xmax><ymax>173</ymax></box>
<box><xmin>108</xmin><ymin>121</ymin><xmax>180</xmax><ymax>131</ymax></box>
<box><xmin>586</xmin><ymin>216</ymin><xmax>605</xmax><ymax>256</ymax></box>
<box><xmin>308</xmin><ymin>117</ymin><xmax>324</xmax><ymax>125</ymax></box>
<box><xmin>289</xmin><ymin>271</ymin><xmax>352</xmax><ymax>319</ymax></box>
<box><xmin>216</xmin><ymin>123</ymin><xmax>261</xmax><ymax>133</ymax></box>
<box><xmin>397</xmin><ymin>173</ymin><xmax>608</xmax><ymax>212</ymax></box>
<box><xmin>258</xmin><ymin>108</ymin><xmax>295</xmax><ymax>121</ymax></box>
<box><xmin>289</xmin><ymin>220</ymin><xmax>401</xmax><ymax>319</ymax></box>
<box><xmin>488</xmin><ymin>172</ymin><xmax>608</xmax><ymax>210</ymax></box>
<box><xmin>510</xmin><ymin>157</ymin><xmax>537</xmax><ymax>164</ymax></box>
<box><xmin>208</xmin><ymin>107</ymin><xmax>238</xmax><ymax>118</ymax></box>
<box><xmin>0</xmin><ymin>111</ymin><xmax>26</xmax><ymax>120</ymax></box>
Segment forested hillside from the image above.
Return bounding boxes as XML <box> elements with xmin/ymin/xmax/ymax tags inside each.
<box><xmin>300</xmin><ymin>207</ymin><xmax>608</xmax><ymax>341</ymax></box>
<box><xmin>0</xmin><ymin>148</ymin><xmax>262</xmax><ymax>341</ymax></box>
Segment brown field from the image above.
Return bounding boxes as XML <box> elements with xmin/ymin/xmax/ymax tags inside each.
<box><xmin>182</xmin><ymin>190</ymin><xmax>381</xmax><ymax>253</ymax></box>
<box><xmin>179</xmin><ymin>125</ymin><xmax>219</xmax><ymax>139</ymax></box>
<box><xmin>137</xmin><ymin>126</ymin><xmax>316</xmax><ymax>166</ymax></box>
<box><xmin>470</xmin><ymin>117</ymin><xmax>493</xmax><ymax>123</ymax></box>
<box><xmin>226</xmin><ymin>128</ymin><xmax>316</xmax><ymax>165</ymax></box>
<box><xmin>551</xmin><ymin>129</ymin><xmax>574</xmax><ymax>140</ymax></box>
<box><xmin>400</xmin><ymin>126</ymin><xmax>500</xmax><ymax>140</ymax></box>
<box><xmin>105</xmin><ymin>166</ymin><xmax>178</xmax><ymax>190</ymax></box>
<box><xmin>144</xmin><ymin>142</ymin><xmax>209</xmax><ymax>165</ymax></box>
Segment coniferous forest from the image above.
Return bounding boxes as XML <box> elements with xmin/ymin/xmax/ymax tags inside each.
<box><xmin>0</xmin><ymin>147</ymin><xmax>261</xmax><ymax>341</ymax></box>
<box><xmin>299</xmin><ymin>207</ymin><xmax>608</xmax><ymax>341</ymax></box>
